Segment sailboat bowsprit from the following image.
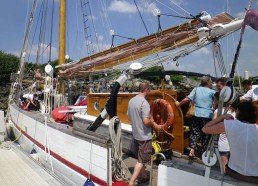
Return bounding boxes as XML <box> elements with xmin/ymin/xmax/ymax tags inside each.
<box><xmin>5</xmin><ymin>0</ymin><xmax>258</xmax><ymax>185</ymax></box>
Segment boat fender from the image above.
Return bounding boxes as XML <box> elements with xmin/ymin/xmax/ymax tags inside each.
<box><xmin>150</xmin><ymin>99</ymin><xmax>174</xmax><ymax>132</ymax></box>
<box><xmin>83</xmin><ymin>178</ymin><xmax>95</xmax><ymax>186</ymax></box>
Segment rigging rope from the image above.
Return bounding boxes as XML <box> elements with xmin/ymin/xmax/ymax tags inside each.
<box><xmin>88</xmin><ymin>1</ymin><xmax>101</xmax><ymax>53</ymax></box>
<box><xmin>48</xmin><ymin>0</ymin><xmax>55</xmax><ymax>63</ymax></box>
<box><xmin>168</xmin><ymin>0</ymin><xmax>191</xmax><ymax>15</ymax></box>
<box><xmin>100</xmin><ymin>0</ymin><xmax>113</xmax><ymax>44</ymax></box>
<box><xmin>133</xmin><ymin>0</ymin><xmax>150</xmax><ymax>35</ymax></box>
<box><xmin>155</xmin><ymin>0</ymin><xmax>185</xmax><ymax>17</ymax></box>
<box><xmin>36</xmin><ymin>0</ymin><xmax>47</xmax><ymax>64</ymax></box>
<box><xmin>212</xmin><ymin>42</ymin><xmax>227</xmax><ymax>77</ymax></box>
<box><xmin>27</xmin><ymin>1</ymin><xmax>43</xmax><ymax>64</ymax></box>
<box><xmin>231</xmin><ymin>34</ymin><xmax>242</xmax><ymax>90</ymax></box>
<box><xmin>212</xmin><ymin>52</ymin><xmax>218</xmax><ymax>78</ymax></box>
<box><xmin>66</xmin><ymin>0</ymin><xmax>70</xmax><ymax>57</ymax></box>
<box><xmin>80</xmin><ymin>0</ymin><xmax>95</xmax><ymax>56</ymax></box>
<box><xmin>74</xmin><ymin>0</ymin><xmax>79</xmax><ymax>58</ymax></box>
<box><xmin>23</xmin><ymin>0</ymin><xmax>30</xmax><ymax>53</ymax></box>
<box><xmin>97</xmin><ymin>0</ymin><xmax>111</xmax><ymax>51</ymax></box>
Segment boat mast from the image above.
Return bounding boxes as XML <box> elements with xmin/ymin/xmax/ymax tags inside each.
<box><xmin>58</xmin><ymin>0</ymin><xmax>66</xmax><ymax>93</ymax></box>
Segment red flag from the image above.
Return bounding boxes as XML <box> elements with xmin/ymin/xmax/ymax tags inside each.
<box><xmin>243</xmin><ymin>9</ymin><xmax>258</xmax><ymax>31</ymax></box>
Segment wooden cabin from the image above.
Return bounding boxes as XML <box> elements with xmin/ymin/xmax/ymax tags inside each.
<box><xmin>87</xmin><ymin>90</ymin><xmax>190</xmax><ymax>154</ymax></box>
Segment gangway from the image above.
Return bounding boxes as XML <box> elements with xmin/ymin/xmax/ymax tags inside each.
<box><xmin>0</xmin><ymin>142</ymin><xmax>65</xmax><ymax>186</ymax></box>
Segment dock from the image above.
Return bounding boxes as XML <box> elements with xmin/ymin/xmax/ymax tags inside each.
<box><xmin>0</xmin><ymin>142</ymin><xmax>64</xmax><ymax>186</ymax></box>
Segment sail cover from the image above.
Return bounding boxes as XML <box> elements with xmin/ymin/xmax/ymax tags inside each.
<box><xmin>58</xmin><ymin>12</ymin><xmax>235</xmax><ymax>79</ymax></box>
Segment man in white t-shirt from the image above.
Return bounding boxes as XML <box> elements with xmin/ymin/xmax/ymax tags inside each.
<box><xmin>240</xmin><ymin>86</ymin><xmax>258</xmax><ymax>102</ymax></box>
<box><xmin>240</xmin><ymin>80</ymin><xmax>258</xmax><ymax>102</ymax></box>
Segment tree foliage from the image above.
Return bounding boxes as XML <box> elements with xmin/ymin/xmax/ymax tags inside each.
<box><xmin>0</xmin><ymin>51</ymin><xmax>52</xmax><ymax>84</ymax></box>
<box><xmin>143</xmin><ymin>66</ymin><xmax>187</xmax><ymax>84</ymax></box>
<box><xmin>143</xmin><ymin>66</ymin><xmax>164</xmax><ymax>83</ymax></box>
<box><xmin>0</xmin><ymin>51</ymin><xmax>19</xmax><ymax>85</ymax></box>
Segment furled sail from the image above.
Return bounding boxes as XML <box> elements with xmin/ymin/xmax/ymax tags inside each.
<box><xmin>58</xmin><ymin>12</ymin><xmax>236</xmax><ymax>79</ymax></box>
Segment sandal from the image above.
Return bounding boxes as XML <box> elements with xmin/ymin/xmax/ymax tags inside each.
<box><xmin>189</xmin><ymin>149</ymin><xmax>195</xmax><ymax>158</ymax></box>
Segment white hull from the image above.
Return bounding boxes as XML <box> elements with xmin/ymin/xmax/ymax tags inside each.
<box><xmin>9</xmin><ymin>104</ymin><xmax>112</xmax><ymax>186</ymax></box>
<box><xmin>8</xmin><ymin>104</ymin><xmax>257</xmax><ymax>186</ymax></box>
<box><xmin>73</xmin><ymin>113</ymin><xmax>135</xmax><ymax>156</ymax></box>
<box><xmin>157</xmin><ymin>160</ymin><xmax>256</xmax><ymax>186</ymax></box>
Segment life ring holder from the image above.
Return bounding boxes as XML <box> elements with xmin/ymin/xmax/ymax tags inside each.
<box><xmin>150</xmin><ymin>98</ymin><xmax>175</xmax><ymax>133</ymax></box>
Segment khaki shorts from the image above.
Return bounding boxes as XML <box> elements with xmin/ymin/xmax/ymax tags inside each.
<box><xmin>134</xmin><ymin>139</ymin><xmax>152</xmax><ymax>164</ymax></box>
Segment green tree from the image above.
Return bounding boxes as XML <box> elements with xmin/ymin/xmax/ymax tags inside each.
<box><xmin>0</xmin><ymin>51</ymin><xmax>19</xmax><ymax>85</ymax></box>
<box><xmin>143</xmin><ymin>66</ymin><xmax>164</xmax><ymax>83</ymax></box>
<box><xmin>233</xmin><ymin>76</ymin><xmax>243</xmax><ymax>87</ymax></box>
<box><xmin>50</xmin><ymin>59</ymin><xmax>63</xmax><ymax>77</ymax></box>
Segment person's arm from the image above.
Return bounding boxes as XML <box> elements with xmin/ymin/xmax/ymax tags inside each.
<box><xmin>25</xmin><ymin>101</ymin><xmax>31</xmax><ymax>109</ymax></box>
<box><xmin>30</xmin><ymin>100</ymin><xmax>36</xmax><ymax>106</ymax></box>
<box><xmin>213</xmin><ymin>110</ymin><xmax>217</xmax><ymax>119</ymax></box>
<box><xmin>240</xmin><ymin>89</ymin><xmax>252</xmax><ymax>102</ymax></box>
<box><xmin>202</xmin><ymin>114</ymin><xmax>233</xmax><ymax>134</ymax></box>
<box><xmin>175</xmin><ymin>97</ymin><xmax>191</xmax><ymax>107</ymax></box>
<box><xmin>176</xmin><ymin>88</ymin><xmax>196</xmax><ymax>107</ymax></box>
<box><xmin>142</xmin><ymin>117</ymin><xmax>153</xmax><ymax>128</ymax></box>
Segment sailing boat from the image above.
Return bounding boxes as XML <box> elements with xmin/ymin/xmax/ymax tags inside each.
<box><xmin>5</xmin><ymin>0</ymin><xmax>258</xmax><ymax>185</ymax></box>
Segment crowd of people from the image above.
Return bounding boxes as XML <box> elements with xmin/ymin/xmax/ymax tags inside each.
<box><xmin>127</xmin><ymin>77</ymin><xmax>258</xmax><ymax>185</ymax></box>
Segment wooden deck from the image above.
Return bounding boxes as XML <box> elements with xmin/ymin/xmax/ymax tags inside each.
<box><xmin>123</xmin><ymin>153</ymin><xmax>158</xmax><ymax>186</ymax></box>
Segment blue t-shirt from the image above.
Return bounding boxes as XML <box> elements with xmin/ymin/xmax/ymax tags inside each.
<box><xmin>187</xmin><ymin>87</ymin><xmax>215</xmax><ymax>118</ymax></box>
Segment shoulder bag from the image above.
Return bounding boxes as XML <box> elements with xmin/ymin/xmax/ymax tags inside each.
<box><xmin>186</xmin><ymin>88</ymin><xmax>197</xmax><ymax>118</ymax></box>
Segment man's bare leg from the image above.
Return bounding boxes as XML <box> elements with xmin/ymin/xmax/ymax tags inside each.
<box><xmin>128</xmin><ymin>162</ymin><xmax>144</xmax><ymax>185</ymax></box>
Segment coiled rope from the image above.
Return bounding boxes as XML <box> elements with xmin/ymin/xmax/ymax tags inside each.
<box><xmin>109</xmin><ymin>116</ymin><xmax>129</xmax><ymax>181</ymax></box>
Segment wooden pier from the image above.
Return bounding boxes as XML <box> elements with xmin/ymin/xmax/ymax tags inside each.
<box><xmin>0</xmin><ymin>142</ymin><xmax>64</xmax><ymax>186</ymax></box>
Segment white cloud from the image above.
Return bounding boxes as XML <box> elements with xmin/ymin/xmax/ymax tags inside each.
<box><xmin>98</xmin><ymin>35</ymin><xmax>104</xmax><ymax>41</ymax></box>
<box><xmin>83</xmin><ymin>39</ymin><xmax>110</xmax><ymax>53</ymax></box>
<box><xmin>108</xmin><ymin>0</ymin><xmax>158</xmax><ymax>14</ymax></box>
<box><xmin>88</xmin><ymin>15</ymin><xmax>96</xmax><ymax>20</ymax></box>
<box><xmin>192</xmin><ymin>47</ymin><xmax>210</xmax><ymax>56</ymax></box>
<box><xmin>11</xmin><ymin>43</ymin><xmax>58</xmax><ymax>62</ymax></box>
<box><xmin>141</xmin><ymin>2</ymin><xmax>159</xmax><ymax>14</ymax></box>
<box><xmin>31</xmin><ymin>43</ymin><xmax>58</xmax><ymax>60</ymax></box>
<box><xmin>108</xmin><ymin>0</ymin><xmax>137</xmax><ymax>13</ymax></box>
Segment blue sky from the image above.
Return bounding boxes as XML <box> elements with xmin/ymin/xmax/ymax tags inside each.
<box><xmin>0</xmin><ymin>0</ymin><xmax>258</xmax><ymax>77</ymax></box>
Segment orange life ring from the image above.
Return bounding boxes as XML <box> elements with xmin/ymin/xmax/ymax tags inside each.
<box><xmin>150</xmin><ymin>99</ymin><xmax>174</xmax><ymax>131</ymax></box>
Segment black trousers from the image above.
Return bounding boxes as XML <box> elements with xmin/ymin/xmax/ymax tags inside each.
<box><xmin>189</xmin><ymin>116</ymin><xmax>211</xmax><ymax>153</ymax></box>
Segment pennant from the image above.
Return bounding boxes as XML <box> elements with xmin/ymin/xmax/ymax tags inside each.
<box><xmin>243</xmin><ymin>9</ymin><xmax>258</xmax><ymax>31</ymax></box>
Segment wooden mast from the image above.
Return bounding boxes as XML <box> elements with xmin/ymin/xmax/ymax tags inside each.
<box><xmin>58</xmin><ymin>0</ymin><xmax>66</xmax><ymax>93</ymax></box>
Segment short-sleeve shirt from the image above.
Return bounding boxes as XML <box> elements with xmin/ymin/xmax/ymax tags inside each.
<box><xmin>214</xmin><ymin>109</ymin><xmax>236</xmax><ymax>152</ymax></box>
<box><xmin>187</xmin><ymin>87</ymin><xmax>215</xmax><ymax>118</ymax></box>
<box><xmin>23</xmin><ymin>93</ymin><xmax>34</xmax><ymax>100</ymax></box>
<box><xmin>241</xmin><ymin>85</ymin><xmax>258</xmax><ymax>101</ymax></box>
<box><xmin>224</xmin><ymin>119</ymin><xmax>258</xmax><ymax>176</ymax></box>
<box><xmin>127</xmin><ymin>95</ymin><xmax>152</xmax><ymax>141</ymax></box>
